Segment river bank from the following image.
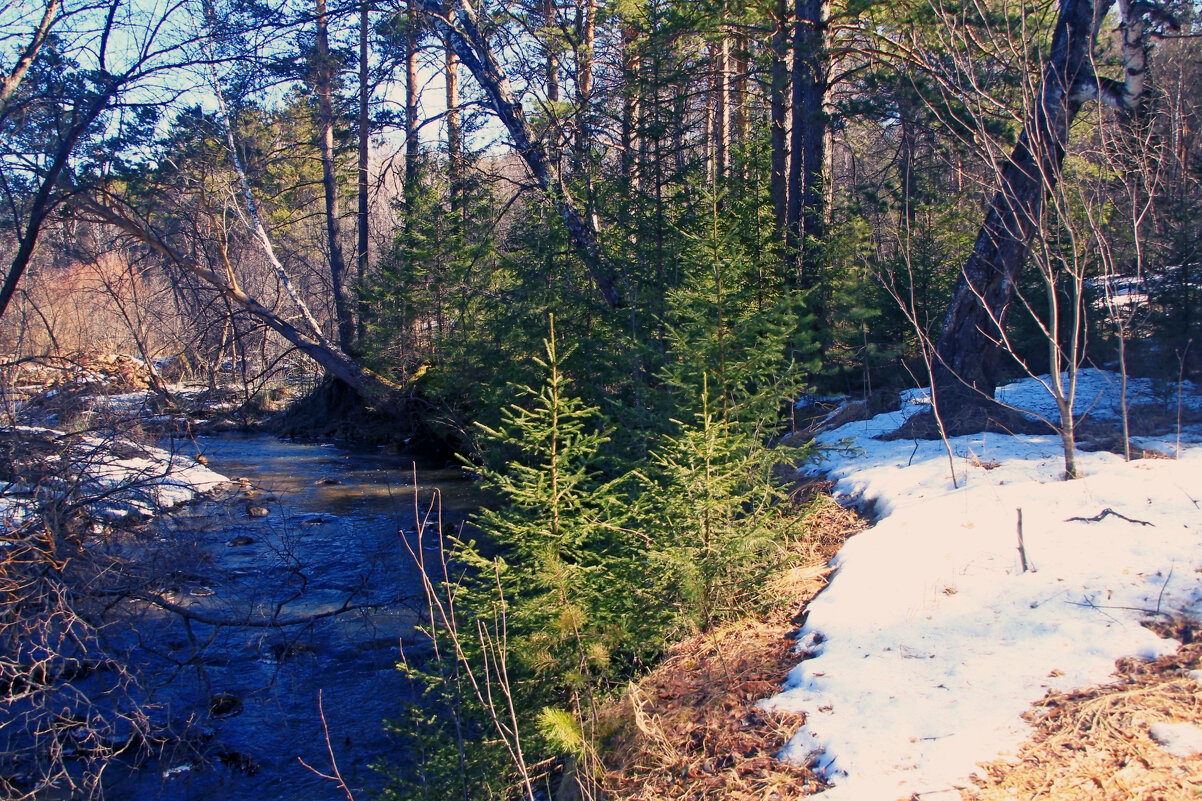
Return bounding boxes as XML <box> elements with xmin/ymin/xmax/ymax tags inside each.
<box><xmin>1</xmin><ymin>371</ymin><xmax>483</xmax><ymax>800</ymax></box>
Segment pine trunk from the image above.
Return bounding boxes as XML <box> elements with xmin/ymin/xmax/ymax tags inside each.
<box><xmin>785</xmin><ymin>0</ymin><xmax>827</xmax><ymax>288</ymax></box>
<box><xmin>405</xmin><ymin>0</ymin><xmax>420</xmax><ymax>197</ymax></box>
<box><xmin>711</xmin><ymin>31</ymin><xmax>730</xmax><ymax>186</ymax></box>
<box><xmin>446</xmin><ymin>41</ymin><xmax>462</xmax><ymax>215</ymax></box>
<box><xmin>769</xmin><ymin>0</ymin><xmax>789</xmax><ymax>248</ymax></box>
<box><xmin>358</xmin><ymin>0</ymin><xmax>370</xmax><ymax>297</ymax></box>
<box><xmin>620</xmin><ymin>22</ymin><xmax>640</xmax><ymax>191</ymax></box>
<box><xmin>545</xmin><ymin>0</ymin><xmax>560</xmax><ymax>102</ymax></box>
<box><xmin>315</xmin><ymin>0</ymin><xmax>355</xmax><ymax>353</ymax></box>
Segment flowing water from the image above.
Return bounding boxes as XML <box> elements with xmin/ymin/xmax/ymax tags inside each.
<box><xmin>108</xmin><ymin>432</ymin><xmax>483</xmax><ymax>801</ymax></box>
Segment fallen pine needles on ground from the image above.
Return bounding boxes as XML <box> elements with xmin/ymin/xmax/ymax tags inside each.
<box><xmin>601</xmin><ymin>486</ymin><xmax>867</xmax><ymax>801</ymax></box>
<box><xmin>966</xmin><ymin>621</ymin><xmax>1202</xmax><ymax>801</ymax></box>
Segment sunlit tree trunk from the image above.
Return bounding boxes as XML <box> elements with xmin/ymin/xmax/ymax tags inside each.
<box><xmin>732</xmin><ymin>32</ymin><xmax>749</xmax><ymax>179</ymax></box>
<box><xmin>620</xmin><ymin>21</ymin><xmax>641</xmax><ymax>192</ymax></box>
<box><xmin>446</xmin><ymin>40</ymin><xmax>462</xmax><ymax>215</ymax></box>
<box><xmin>0</xmin><ymin>0</ymin><xmax>59</xmax><ymax>112</ymax></box>
<box><xmin>574</xmin><ymin>0</ymin><xmax>597</xmax><ymax>226</ymax></box>
<box><xmin>711</xmin><ymin>26</ymin><xmax>730</xmax><ymax>186</ymax></box>
<box><xmin>545</xmin><ymin>0</ymin><xmax>560</xmax><ymax>102</ymax></box>
<box><xmin>405</xmin><ymin>0</ymin><xmax>421</xmax><ymax>199</ymax></box>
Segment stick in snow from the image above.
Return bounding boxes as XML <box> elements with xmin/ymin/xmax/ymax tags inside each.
<box><xmin>1065</xmin><ymin>508</ymin><xmax>1153</xmax><ymax>526</ymax></box>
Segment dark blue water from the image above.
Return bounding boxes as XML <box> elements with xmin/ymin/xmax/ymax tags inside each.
<box><xmin>104</xmin><ymin>433</ymin><xmax>480</xmax><ymax>801</ymax></box>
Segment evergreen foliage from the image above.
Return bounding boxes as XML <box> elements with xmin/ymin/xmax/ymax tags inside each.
<box><xmin>3</xmin><ymin>0</ymin><xmax>1199</xmax><ymax>795</ymax></box>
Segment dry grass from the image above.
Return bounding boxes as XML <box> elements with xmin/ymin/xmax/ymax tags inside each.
<box><xmin>966</xmin><ymin>621</ymin><xmax>1202</xmax><ymax>801</ymax></box>
<box><xmin>601</xmin><ymin>488</ymin><xmax>867</xmax><ymax>801</ymax></box>
<box><xmin>600</xmin><ymin>482</ymin><xmax>1202</xmax><ymax>801</ymax></box>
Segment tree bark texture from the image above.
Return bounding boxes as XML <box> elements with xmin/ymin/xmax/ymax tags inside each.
<box><xmin>575</xmin><ymin>0</ymin><xmax>595</xmax><ymax>158</ymax></box>
<box><xmin>544</xmin><ymin>0</ymin><xmax>560</xmax><ymax>103</ymax></box>
<box><xmin>711</xmin><ymin>31</ymin><xmax>730</xmax><ymax>186</ymax></box>
<box><xmin>0</xmin><ymin>0</ymin><xmax>59</xmax><ymax>112</ymax></box>
<box><xmin>769</xmin><ymin>0</ymin><xmax>790</xmax><ymax>246</ymax></box>
<box><xmin>446</xmin><ymin>40</ymin><xmax>462</xmax><ymax>214</ymax></box>
<box><xmin>405</xmin><ymin>0</ymin><xmax>421</xmax><ymax>194</ymax></box>
<box><xmin>358</xmin><ymin>0</ymin><xmax>370</xmax><ymax>292</ymax></box>
<box><xmin>620</xmin><ymin>21</ymin><xmax>640</xmax><ymax>191</ymax></box>
<box><xmin>415</xmin><ymin>0</ymin><xmax>624</xmax><ymax>307</ymax></box>
<box><xmin>785</xmin><ymin>0</ymin><xmax>828</xmax><ymax>288</ymax></box>
<box><xmin>932</xmin><ymin>0</ymin><xmax>1116</xmax><ymax>408</ymax></box>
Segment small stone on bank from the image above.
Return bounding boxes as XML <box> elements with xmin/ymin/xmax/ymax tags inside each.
<box><xmin>247</xmin><ymin>505</ymin><xmax>269</xmax><ymax>518</ymax></box>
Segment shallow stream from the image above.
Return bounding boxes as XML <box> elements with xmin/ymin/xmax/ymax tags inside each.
<box><xmin>109</xmin><ymin>432</ymin><xmax>482</xmax><ymax>801</ymax></box>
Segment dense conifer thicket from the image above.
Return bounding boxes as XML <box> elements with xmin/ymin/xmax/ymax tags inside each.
<box><xmin>1</xmin><ymin>0</ymin><xmax>1199</xmax><ymax>796</ymax></box>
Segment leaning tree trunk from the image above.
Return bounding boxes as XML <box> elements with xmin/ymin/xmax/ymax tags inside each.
<box><xmin>75</xmin><ymin>198</ymin><xmax>403</xmax><ymax>406</ymax></box>
<box><xmin>415</xmin><ymin>0</ymin><xmax>624</xmax><ymax>308</ymax></box>
<box><xmin>0</xmin><ymin>0</ymin><xmax>59</xmax><ymax>112</ymax></box>
<box><xmin>0</xmin><ymin>79</ymin><xmax>118</xmax><ymax>321</ymax></box>
<box><xmin>932</xmin><ymin>0</ymin><xmax>1121</xmax><ymax>410</ymax></box>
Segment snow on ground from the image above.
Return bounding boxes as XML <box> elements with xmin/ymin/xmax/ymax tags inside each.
<box><xmin>73</xmin><ymin>433</ymin><xmax>229</xmax><ymax>514</ymax></box>
<box><xmin>764</xmin><ymin>369</ymin><xmax>1202</xmax><ymax>800</ymax></box>
<box><xmin>0</xmin><ymin>426</ymin><xmax>228</xmax><ymax>525</ymax></box>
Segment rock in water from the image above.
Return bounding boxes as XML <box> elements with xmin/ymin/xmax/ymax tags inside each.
<box><xmin>209</xmin><ymin>693</ymin><xmax>243</xmax><ymax>719</ymax></box>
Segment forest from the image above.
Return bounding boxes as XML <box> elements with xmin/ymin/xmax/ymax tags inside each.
<box><xmin>1</xmin><ymin>0</ymin><xmax>1199</xmax><ymax>797</ymax></box>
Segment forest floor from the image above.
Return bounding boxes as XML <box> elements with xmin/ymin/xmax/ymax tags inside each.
<box><xmin>966</xmin><ymin>621</ymin><xmax>1202</xmax><ymax>800</ymax></box>
<box><xmin>601</xmin><ymin>485</ymin><xmax>867</xmax><ymax>800</ymax></box>
<box><xmin>604</xmin><ymin>370</ymin><xmax>1202</xmax><ymax>801</ymax></box>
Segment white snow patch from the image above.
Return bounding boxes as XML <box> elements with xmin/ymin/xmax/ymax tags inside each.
<box><xmin>1148</xmin><ymin>722</ymin><xmax>1202</xmax><ymax>758</ymax></box>
<box><xmin>765</xmin><ymin>371</ymin><xmax>1202</xmax><ymax>800</ymax></box>
<box><xmin>1</xmin><ymin>426</ymin><xmax>227</xmax><ymax>523</ymax></box>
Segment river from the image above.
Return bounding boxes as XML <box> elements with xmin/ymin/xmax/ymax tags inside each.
<box><xmin>107</xmin><ymin>432</ymin><xmax>483</xmax><ymax>801</ymax></box>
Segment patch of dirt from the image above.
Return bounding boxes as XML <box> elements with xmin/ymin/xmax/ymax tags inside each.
<box><xmin>882</xmin><ymin>405</ymin><xmax>1055</xmax><ymax>441</ymax></box>
<box><xmin>601</xmin><ymin>493</ymin><xmax>868</xmax><ymax>801</ymax></box>
<box><xmin>882</xmin><ymin>399</ymin><xmax>1202</xmax><ymax>453</ymax></box>
<box><xmin>1075</xmin><ymin>404</ymin><xmax>1202</xmax><ymax>456</ymax></box>
<box><xmin>965</xmin><ymin>626</ymin><xmax>1202</xmax><ymax>801</ymax></box>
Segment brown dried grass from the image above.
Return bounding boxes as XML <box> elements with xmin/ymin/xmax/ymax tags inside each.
<box><xmin>966</xmin><ymin>623</ymin><xmax>1202</xmax><ymax>801</ymax></box>
<box><xmin>601</xmin><ymin>488</ymin><xmax>867</xmax><ymax>801</ymax></box>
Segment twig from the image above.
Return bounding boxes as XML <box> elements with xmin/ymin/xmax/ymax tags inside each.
<box><xmin>1016</xmin><ymin>508</ymin><xmax>1030</xmax><ymax>573</ymax></box>
<box><xmin>1155</xmin><ymin>564</ymin><xmax>1173</xmax><ymax>616</ymax></box>
<box><xmin>1065</xmin><ymin>508</ymin><xmax>1153</xmax><ymax>526</ymax></box>
<box><xmin>1066</xmin><ymin>599</ymin><xmax>1170</xmax><ymax>617</ymax></box>
<box><xmin>297</xmin><ymin>689</ymin><xmax>355</xmax><ymax>801</ymax></box>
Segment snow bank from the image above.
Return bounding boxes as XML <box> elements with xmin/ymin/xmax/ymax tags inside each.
<box><xmin>0</xmin><ymin>426</ymin><xmax>228</xmax><ymax>525</ymax></box>
<box><xmin>764</xmin><ymin>371</ymin><xmax>1202</xmax><ymax>800</ymax></box>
